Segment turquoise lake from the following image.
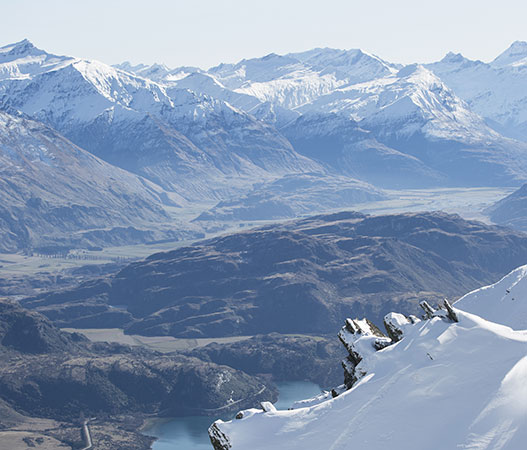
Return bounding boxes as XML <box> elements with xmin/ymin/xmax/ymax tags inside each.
<box><xmin>145</xmin><ymin>380</ymin><xmax>322</xmax><ymax>449</ymax></box>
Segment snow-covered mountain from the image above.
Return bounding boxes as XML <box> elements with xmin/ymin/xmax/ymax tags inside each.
<box><xmin>427</xmin><ymin>41</ymin><xmax>527</xmax><ymax>141</ymax></box>
<box><xmin>122</xmin><ymin>44</ymin><xmax>527</xmax><ymax>188</ymax></box>
<box><xmin>208</xmin><ymin>48</ymin><xmax>399</xmax><ymax>110</ymax></box>
<box><xmin>0</xmin><ymin>40</ymin><xmax>322</xmax><ymax>201</ymax></box>
<box><xmin>210</xmin><ymin>266</ymin><xmax>527</xmax><ymax>449</ymax></box>
<box><xmin>3</xmin><ymin>39</ymin><xmax>527</xmax><ymax>219</ymax></box>
<box><xmin>0</xmin><ymin>110</ymin><xmax>197</xmax><ymax>252</ymax></box>
<box><xmin>291</xmin><ymin>64</ymin><xmax>527</xmax><ymax>186</ymax></box>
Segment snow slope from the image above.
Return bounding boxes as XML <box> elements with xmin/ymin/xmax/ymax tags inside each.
<box><xmin>211</xmin><ymin>266</ymin><xmax>527</xmax><ymax>450</ymax></box>
<box><xmin>455</xmin><ymin>265</ymin><xmax>527</xmax><ymax>330</ymax></box>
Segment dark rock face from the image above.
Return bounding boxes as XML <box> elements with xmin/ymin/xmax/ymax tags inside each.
<box><xmin>186</xmin><ymin>334</ymin><xmax>346</xmax><ymax>389</ymax></box>
<box><xmin>0</xmin><ymin>301</ymin><xmax>276</xmax><ymax>421</ymax></box>
<box><xmin>23</xmin><ymin>211</ymin><xmax>527</xmax><ymax>337</ymax></box>
<box><xmin>485</xmin><ymin>184</ymin><xmax>527</xmax><ymax>231</ymax></box>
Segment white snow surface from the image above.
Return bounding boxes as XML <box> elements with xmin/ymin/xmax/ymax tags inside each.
<box><xmin>455</xmin><ymin>265</ymin><xmax>527</xmax><ymax>330</ymax></box>
<box><xmin>214</xmin><ymin>266</ymin><xmax>527</xmax><ymax>450</ymax></box>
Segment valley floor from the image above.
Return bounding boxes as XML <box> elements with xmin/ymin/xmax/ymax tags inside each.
<box><xmin>60</xmin><ymin>328</ymin><xmax>328</xmax><ymax>353</ymax></box>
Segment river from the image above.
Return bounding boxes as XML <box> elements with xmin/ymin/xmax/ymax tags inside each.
<box><xmin>144</xmin><ymin>380</ymin><xmax>322</xmax><ymax>449</ymax></box>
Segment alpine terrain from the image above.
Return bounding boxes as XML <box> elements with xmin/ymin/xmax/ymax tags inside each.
<box><xmin>209</xmin><ymin>265</ymin><xmax>527</xmax><ymax>450</ymax></box>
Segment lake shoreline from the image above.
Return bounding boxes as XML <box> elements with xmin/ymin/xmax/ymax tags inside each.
<box><xmin>142</xmin><ymin>380</ymin><xmax>323</xmax><ymax>449</ymax></box>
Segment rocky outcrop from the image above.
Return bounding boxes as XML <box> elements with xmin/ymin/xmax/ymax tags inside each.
<box><xmin>209</xmin><ymin>421</ymin><xmax>232</xmax><ymax>450</ymax></box>
<box><xmin>338</xmin><ymin>318</ymin><xmax>391</xmax><ymax>388</ymax></box>
<box><xmin>337</xmin><ymin>300</ymin><xmax>459</xmax><ymax>391</ymax></box>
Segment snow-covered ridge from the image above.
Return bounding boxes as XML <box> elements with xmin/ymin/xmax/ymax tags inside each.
<box><xmin>115</xmin><ymin>42</ymin><xmax>527</xmax><ymax>143</ymax></box>
<box><xmin>427</xmin><ymin>41</ymin><xmax>527</xmax><ymax>140</ymax></box>
<box><xmin>210</xmin><ymin>265</ymin><xmax>527</xmax><ymax>450</ymax></box>
<box><xmin>296</xmin><ymin>64</ymin><xmax>497</xmax><ymax>142</ymax></box>
<box><xmin>0</xmin><ymin>39</ymin><xmax>74</xmax><ymax>80</ymax></box>
<box><xmin>455</xmin><ymin>264</ymin><xmax>527</xmax><ymax>330</ymax></box>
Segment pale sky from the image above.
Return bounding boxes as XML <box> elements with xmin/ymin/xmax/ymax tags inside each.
<box><xmin>2</xmin><ymin>0</ymin><xmax>526</xmax><ymax>69</ymax></box>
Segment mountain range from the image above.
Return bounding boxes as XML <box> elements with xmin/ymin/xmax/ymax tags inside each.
<box><xmin>121</xmin><ymin>43</ymin><xmax>527</xmax><ymax>187</ymax></box>
<box><xmin>2</xmin><ymin>40</ymin><xmax>527</xmax><ymax>251</ymax></box>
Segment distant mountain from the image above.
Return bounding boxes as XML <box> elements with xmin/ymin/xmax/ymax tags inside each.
<box><xmin>485</xmin><ymin>183</ymin><xmax>527</xmax><ymax>231</ymax></box>
<box><xmin>0</xmin><ymin>40</ymin><xmax>321</xmax><ymax>202</ymax></box>
<box><xmin>195</xmin><ymin>172</ymin><xmax>384</xmax><ymax>221</ymax></box>
<box><xmin>23</xmin><ymin>211</ymin><xmax>527</xmax><ymax>337</ymax></box>
<box><xmin>121</xmin><ymin>45</ymin><xmax>527</xmax><ymax>188</ymax></box>
<box><xmin>0</xmin><ymin>110</ymin><xmax>198</xmax><ymax>252</ymax></box>
<box><xmin>3</xmin><ymin>39</ymin><xmax>527</xmax><ymax>235</ymax></box>
<box><xmin>427</xmin><ymin>41</ymin><xmax>527</xmax><ymax>141</ymax></box>
<box><xmin>210</xmin><ymin>266</ymin><xmax>527</xmax><ymax>450</ymax></box>
<box><xmin>207</xmin><ymin>48</ymin><xmax>399</xmax><ymax>110</ymax></box>
<box><xmin>289</xmin><ymin>64</ymin><xmax>527</xmax><ymax>187</ymax></box>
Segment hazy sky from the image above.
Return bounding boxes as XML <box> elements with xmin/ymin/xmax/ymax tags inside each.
<box><xmin>2</xmin><ymin>0</ymin><xmax>526</xmax><ymax>69</ymax></box>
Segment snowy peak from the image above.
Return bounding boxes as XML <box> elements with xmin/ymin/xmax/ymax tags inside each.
<box><xmin>0</xmin><ymin>39</ymin><xmax>73</xmax><ymax>80</ymax></box>
<box><xmin>288</xmin><ymin>47</ymin><xmax>398</xmax><ymax>76</ymax></box>
<box><xmin>435</xmin><ymin>51</ymin><xmax>485</xmax><ymax>68</ymax></box>
<box><xmin>440</xmin><ymin>51</ymin><xmax>466</xmax><ymax>64</ymax></box>
<box><xmin>0</xmin><ymin>39</ymin><xmax>41</xmax><ymax>59</ymax></box>
<box><xmin>492</xmin><ymin>40</ymin><xmax>527</xmax><ymax>67</ymax></box>
<box><xmin>426</xmin><ymin>42</ymin><xmax>527</xmax><ymax>139</ymax></box>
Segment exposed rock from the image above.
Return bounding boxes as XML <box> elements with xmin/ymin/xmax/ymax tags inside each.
<box><xmin>419</xmin><ymin>300</ymin><xmax>436</xmax><ymax>319</ymax></box>
<box><xmin>209</xmin><ymin>421</ymin><xmax>232</xmax><ymax>450</ymax></box>
<box><xmin>338</xmin><ymin>318</ymin><xmax>390</xmax><ymax>388</ymax></box>
<box><xmin>443</xmin><ymin>299</ymin><xmax>458</xmax><ymax>322</ymax></box>
<box><xmin>260</xmin><ymin>401</ymin><xmax>276</xmax><ymax>413</ymax></box>
<box><xmin>383</xmin><ymin>312</ymin><xmax>413</xmax><ymax>342</ymax></box>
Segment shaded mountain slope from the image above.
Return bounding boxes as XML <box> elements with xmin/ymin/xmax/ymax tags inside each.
<box><xmin>0</xmin><ymin>40</ymin><xmax>321</xmax><ymax>202</ymax></box>
<box><xmin>23</xmin><ymin>211</ymin><xmax>527</xmax><ymax>337</ymax></box>
<box><xmin>485</xmin><ymin>183</ymin><xmax>527</xmax><ymax>232</ymax></box>
<box><xmin>0</xmin><ymin>300</ymin><xmax>275</xmax><ymax>421</ymax></box>
<box><xmin>0</xmin><ymin>110</ymin><xmax>197</xmax><ymax>252</ymax></box>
